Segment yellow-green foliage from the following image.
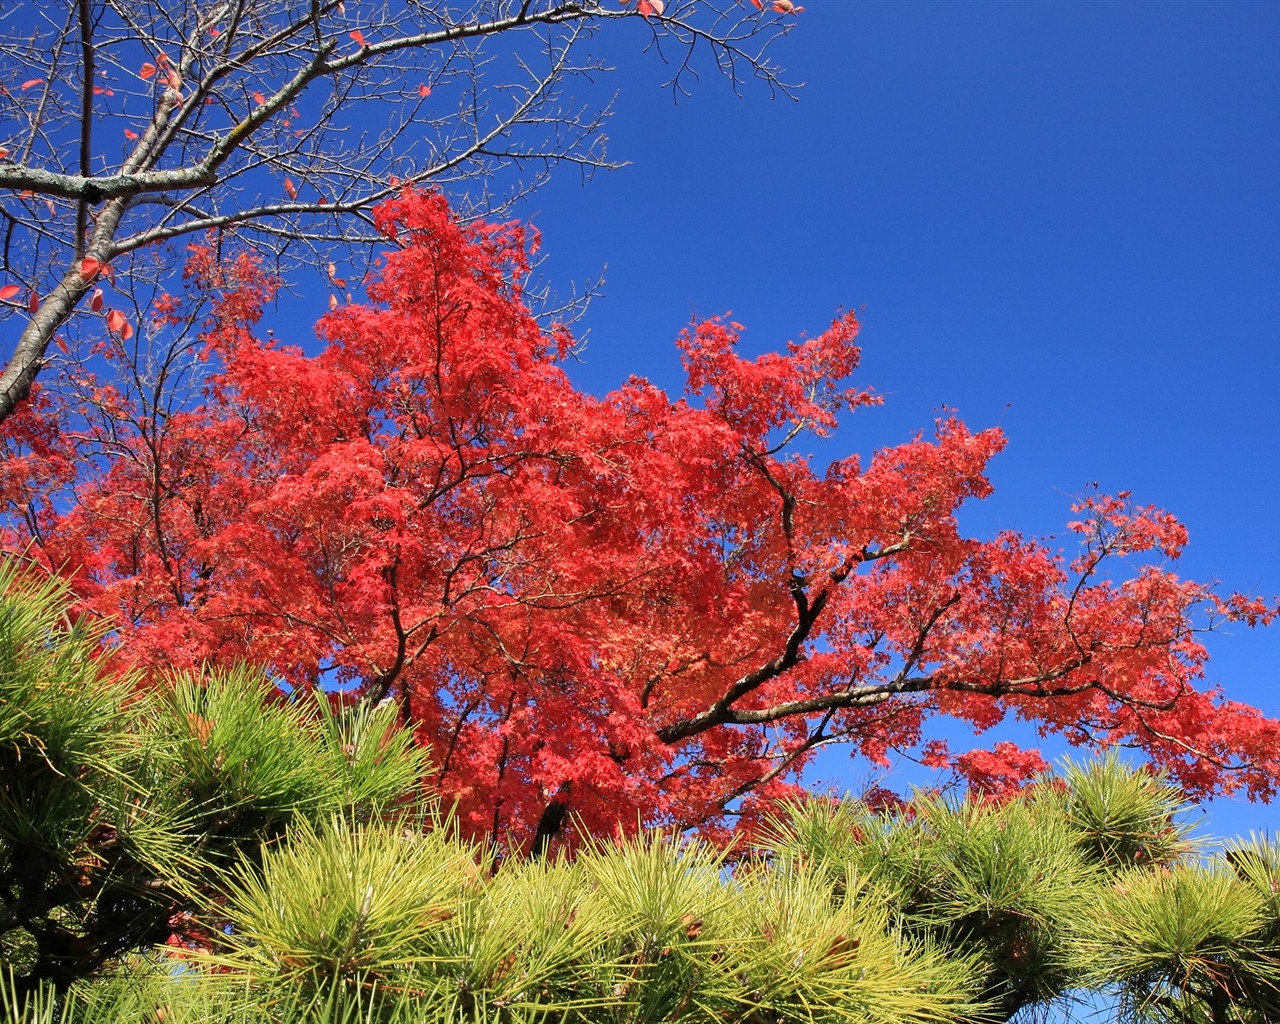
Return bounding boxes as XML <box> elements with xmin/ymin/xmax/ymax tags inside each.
<box><xmin>4</xmin><ymin>559</ymin><xmax>1280</xmax><ymax>1024</ymax></box>
<box><xmin>189</xmin><ymin>822</ymin><xmax>978</xmax><ymax>1024</ymax></box>
<box><xmin>1075</xmin><ymin>846</ymin><xmax>1280</xmax><ymax>1023</ymax></box>
<box><xmin>761</xmin><ymin>754</ymin><xmax>1224</xmax><ymax>1021</ymax></box>
<box><xmin>1053</xmin><ymin>754</ymin><xmax>1195</xmax><ymax>868</ymax></box>
<box><xmin>0</xmin><ymin>562</ymin><xmax>431</xmax><ymax>999</ymax></box>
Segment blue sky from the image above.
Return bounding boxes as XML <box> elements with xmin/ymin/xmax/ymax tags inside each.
<box><xmin>510</xmin><ymin>0</ymin><xmax>1280</xmax><ymax>843</ymax></box>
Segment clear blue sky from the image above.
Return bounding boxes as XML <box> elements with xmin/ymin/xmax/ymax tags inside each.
<box><xmin>513</xmin><ymin>0</ymin><xmax>1280</xmax><ymax>843</ymax></box>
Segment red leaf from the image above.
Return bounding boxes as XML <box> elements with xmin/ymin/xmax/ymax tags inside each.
<box><xmin>121</xmin><ymin>319</ymin><xmax>134</xmax><ymax>341</ymax></box>
<box><xmin>284</xmin><ymin>178</ymin><xmax>298</xmax><ymax>200</ymax></box>
<box><xmin>0</xmin><ymin>284</ymin><xmax>19</xmax><ymax>301</ymax></box>
<box><xmin>253</xmin><ymin>91</ymin><xmax>266</xmax><ymax>105</ymax></box>
<box><xmin>139</xmin><ymin>63</ymin><xmax>157</xmax><ymax>80</ymax></box>
<box><xmin>27</xmin><ymin>291</ymin><xmax>39</xmax><ymax>313</ymax></box>
<box><xmin>124</xmin><ymin>129</ymin><xmax>139</xmax><ymax>141</ymax></box>
<box><xmin>81</xmin><ymin>258</ymin><xmax>101</xmax><ymax>279</ymax></box>
<box><xmin>328</xmin><ymin>293</ymin><xmax>338</xmax><ymax>311</ymax></box>
<box><xmin>106</xmin><ymin>309</ymin><xmax>126</xmax><ymax>333</ymax></box>
<box><xmin>90</xmin><ymin>288</ymin><xmax>104</xmax><ymax>312</ymax></box>
<box><xmin>55</xmin><ymin>337</ymin><xmax>69</xmax><ymax>354</ymax></box>
<box><xmin>20</xmin><ymin>79</ymin><xmax>44</xmax><ymax>91</ymax></box>
<box><xmin>419</xmin><ymin>84</ymin><xmax>431</xmax><ymax>98</ymax></box>
<box><xmin>349</xmin><ymin>30</ymin><xmax>367</xmax><ymax>47</ymax></box>
<box><xmin>0</xmin><ymin>147</ymin><xmax>8</xmax><ymax>159</ymax></box>
<box><xmin>637</xmin><ymin>0</ymin><xmax>654</xmax><ymax>18</ymax></box>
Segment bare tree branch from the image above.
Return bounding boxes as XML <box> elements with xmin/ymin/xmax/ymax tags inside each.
<box><xmin>0</xmin><ymin>0</ymin><xmax>797</xmax><ymax>423</ymax></box>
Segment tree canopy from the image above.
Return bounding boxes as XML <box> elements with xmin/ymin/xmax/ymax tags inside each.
<box><xmin>1</xmin><ymin>188</ymin><xmax>1276</xmax><ymax>852</ymax></box>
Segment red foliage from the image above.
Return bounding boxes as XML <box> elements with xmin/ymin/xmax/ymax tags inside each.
<box><xmin>3</xmin><ymin>189</ymin><xmax>1277</xmax><ymax>851</ymax></box>
<box><xmin>954</xmin><ymin>743</ymin><xmax>1051</xmax><ymax>801</ymax></box>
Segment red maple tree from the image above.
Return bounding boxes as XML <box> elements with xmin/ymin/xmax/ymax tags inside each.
<box><xmin>3</xmin><ymin>190</ymin><xmax>1276</xmax><ymax>851</ymax></box>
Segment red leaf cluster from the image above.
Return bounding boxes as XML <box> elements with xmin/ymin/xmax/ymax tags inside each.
<box><xmin>3</xmin><ymin>189</ymin><xmax>1276</xmax><ymax>851</ymax></box>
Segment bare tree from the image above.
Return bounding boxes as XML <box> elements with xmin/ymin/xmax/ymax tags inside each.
<box><xmin>0</xmin><ymin>0</ymin><xmax>795</xmax><ymax>424</ymax></box>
